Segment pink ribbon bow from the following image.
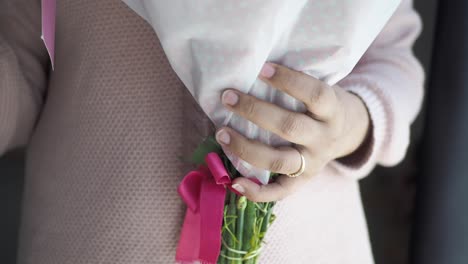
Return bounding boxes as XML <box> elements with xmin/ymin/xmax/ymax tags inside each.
<box><xmin>176</xmin><ymin>153</ymin><xmax>232</xmax><ymax>263</ymax></box>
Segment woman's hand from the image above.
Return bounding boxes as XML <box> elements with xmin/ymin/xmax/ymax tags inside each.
<box><xmin>216</xmin><ymin>63</ymin><xmax>370</xmax><ymax>202</ymax></box>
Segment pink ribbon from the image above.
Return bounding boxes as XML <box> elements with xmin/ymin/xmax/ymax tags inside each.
<box><xmin>176</xmin><ymin>153</ymin><xmax>232</xmax><ymax>263</ymax></box>
<box><xmin>41</xmin><ymin>0</ymin><xmax>56</xmax><ymax>68</ymax></box>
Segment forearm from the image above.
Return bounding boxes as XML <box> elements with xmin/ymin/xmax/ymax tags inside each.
<box><xmin>0</xmin><ymin>44</ymin><xmax>42</xmax><ymax>155</ymax></box>
<box><xmin>0</xmin><ymin>0</ymin><xmax>49</xmax><ymax>155</ymax></box>
<box><xmin>330</xmin><ymin>0</ymin><xmax>425</xmax><ymax>179</ymax></box>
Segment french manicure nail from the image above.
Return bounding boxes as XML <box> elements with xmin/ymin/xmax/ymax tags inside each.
<box><xmin>259</xmin><ymin>63</ymin><xmax>275</xmax><ymax>78</ymax></box>
<box><xmin>216</xmin><ymin>129</ymin><xmax>231</xmax><ymax>145</ymax></box>
<box><xmin>222</xmin><ymin>90</ymin><xmax>239</xmax><ymax>106</ymax></box>
<box><xmin>231</xmin><ymin>183</ymin><xmax>245</xmax><ymax>194</ymax></box>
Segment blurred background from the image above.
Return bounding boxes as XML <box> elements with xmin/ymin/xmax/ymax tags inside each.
<box><xmin>3</xmin><ymin>0</ymin><xmax>468</xmax><ymax>263</ymax></box>
<box><xmin>360</xmin><ymin>1</ymin><xmax>438</xmax><ymax>263</ymax></box>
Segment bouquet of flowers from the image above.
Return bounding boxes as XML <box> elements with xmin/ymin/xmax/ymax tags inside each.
<box><xmin>116</xmin><ymin>1</ymin><xmax>400</xmax><ymax>263</ymax></box>
<box><xmin>182</xmin><ymin>137</ymin><xmax>277</xmax><ymax>263</ymax></box>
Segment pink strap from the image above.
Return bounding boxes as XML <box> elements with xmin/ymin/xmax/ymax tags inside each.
<box><xmin>41</xmin><ymin>0</ymin><xmax>56</xmax><ymax>68</ymax></box>
<box><xmin>176</xmin><ymin>153</ymin><xmax>231</xmax><ymax>263</ymax></box>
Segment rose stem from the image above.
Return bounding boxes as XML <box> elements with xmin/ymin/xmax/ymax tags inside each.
<box><xmin>242</xmin><ymin>200</ymin><xmax>256</xmax><ymax>263</ymax></box>
<box><xmin>226</xmin><ymin>191</ymin><xmax>238</xmax><ymax>264</ymax></box>
<box><xmin>235</xmin><ymin>196</ymin><xmax>247</xmax><ymax>264</ymax></box>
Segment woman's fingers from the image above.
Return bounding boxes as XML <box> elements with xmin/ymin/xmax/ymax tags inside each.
<box><xmin>216</xmin><ymin>127</ymin><xmax>302</xmax><ymax>175</ymax></box>
<box><xmin>222</xmin><ymin>89</ymin><xmax>323</xmax><ymax>145</ymax></box>
<box><xmin>228</xmin><ymin>145</ymin><xmax>328</xmax><ymax>202</ymax></box>
<box><xmin>232</xmin><ymin>175</ymin><xmax>306</xmax><ymax>202</ymax></box>
<box><xmin>217</xmin><ymin>62</ymin><xmax>351</xmax><ymax>202</ymax></box>
<box><xmin>258</xmin><ymin>62</ymin><xmax>338</xmax><ymax>121</ymax></box>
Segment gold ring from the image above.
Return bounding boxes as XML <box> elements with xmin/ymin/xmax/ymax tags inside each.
<box><xmin>286</xmin><ymin>151</ymin><xmax>306</xmax><ymax>178</ymax></box>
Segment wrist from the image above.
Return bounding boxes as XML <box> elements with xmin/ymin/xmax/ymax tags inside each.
<box><xmin>335</xmin><ymin>89</ymin><xmax>371</xmax><ymax>159</ymax></box>
<box><xmin>336</xmin><ymin>122</ymin><xmax>373</xmax><ymax>166</ymax></box>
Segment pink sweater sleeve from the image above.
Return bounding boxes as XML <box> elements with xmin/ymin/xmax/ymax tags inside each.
<box><xmin>329</xmin><ymin>0</ymin><xmax>425</xmax><ymax>179</ymax></box>
<box><xmin>0</xmin><ymin>0</ymin><xmax>49</xmax><ymax>156</ymax></box>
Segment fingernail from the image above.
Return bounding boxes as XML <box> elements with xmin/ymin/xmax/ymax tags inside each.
<box><xmin>216</xmin><ymin>129</ymin><xmax>231</xmax><ymax>145</ymax></box>
<box><xmin>222</xmin><ymin>90</ymin><xmax>239</xmax><ymax>106</ymax></box>
<box><xmin>259</xmin><ymin>63</ymin><xmax>275</xmax><ymax>78</ymax></box>
<box><xmin>231</xmin><ymin>183</ymin><xmax>245</xmax><ymax>194</ymax></box>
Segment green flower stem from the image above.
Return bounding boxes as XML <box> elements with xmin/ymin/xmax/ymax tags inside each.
<box><xmin>234</xmin><ymin>196</ymin><xmax>247</xmax><ymax>264</ymax></box>
<box><xmin>219</xmin><ymin>205</ymin><xmax>228</xmax><ymax>264</ymax></box>
<box><xmin>242</xmin><ymin>200</ymin><xmax>256</xmax><ymax>261</ymax></box>
<box><xmin>248</xmin><ymin>203</ymin><xmax>269</xmax><ymax>264</ymax></box>
<box><xmin>260</xmin><ymin>202</ymin><xmax>274</xmax><ymax>236</ymax></box>
<box><xmin>227</xmin><ymin>191</ymin><xmax>238</xmax><ymax>264</ymax></box>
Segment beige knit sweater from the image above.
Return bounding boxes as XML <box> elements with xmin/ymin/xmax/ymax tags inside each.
<box><xmin>0</xmin><ymin>0</ymin><xmax>424</xmax><ymax>263</ymax></box>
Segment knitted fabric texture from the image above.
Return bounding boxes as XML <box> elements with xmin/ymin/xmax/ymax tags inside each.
<box><xmin>0</xmin><ymin>0</ymin><xmax>423</xmax><ymax>263</ymax></box>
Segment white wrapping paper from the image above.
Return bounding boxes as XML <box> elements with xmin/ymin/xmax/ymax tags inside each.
<box><xmin>122</xmin><ymin>0</ymin><xmax>400</xmax><ymax>184</ymax></box>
